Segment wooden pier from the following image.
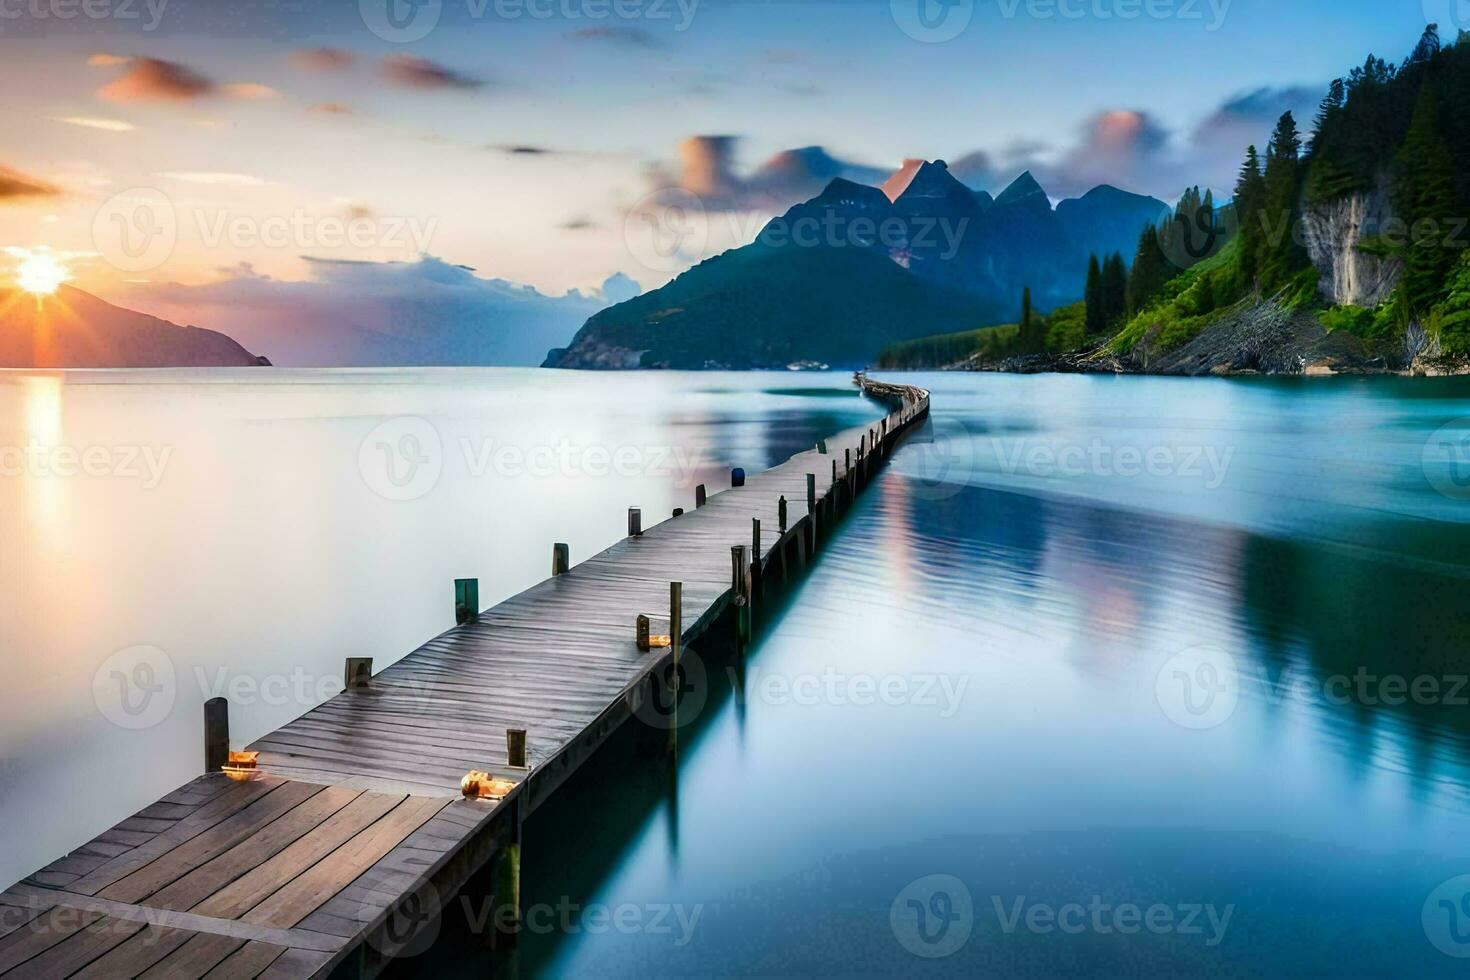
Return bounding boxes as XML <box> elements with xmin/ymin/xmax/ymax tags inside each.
<box><xmin>1</xmin><ymin>377</ymin><xmax>929</xmax><ymax>979</ymax></box>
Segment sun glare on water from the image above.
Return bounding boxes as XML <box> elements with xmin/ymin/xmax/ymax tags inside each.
<box><xmin>15</xmin><ymin>252</ymin><xmax>70</xmax><ymax>296</ymax></box>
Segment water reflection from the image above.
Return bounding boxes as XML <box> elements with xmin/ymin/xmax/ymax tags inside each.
<box><xmin>505</xmin><ymin>373</ymin><xmax>1470</xmax><ymax>979</ymax></box>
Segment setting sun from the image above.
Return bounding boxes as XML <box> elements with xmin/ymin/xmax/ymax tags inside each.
<box><xmin>15</xmin><ymin>252</ymin><xmax>70</xmax><ymax>295</ymax></box>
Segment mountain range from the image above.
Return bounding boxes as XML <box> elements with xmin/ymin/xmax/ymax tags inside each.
<box><xmin>547</xmin><ymin>162</ymin><xmax>1168</xmax><ymax>369</ymax></box>
<box><xmin>0</xmin><ymin>286</ymin><xmax>266</xmax><ymax>368</ymax></box>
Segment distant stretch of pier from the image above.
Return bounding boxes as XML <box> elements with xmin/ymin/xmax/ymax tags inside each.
<box><xmin>0</xmin><ymin>376</ymin><xmax>930</xmax><ymax>979</ymax></box>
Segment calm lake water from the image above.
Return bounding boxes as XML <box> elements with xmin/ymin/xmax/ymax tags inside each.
<box><xmin>6</xmin><ymin>370</ymin><xmax>1470</xmax><ymax>976</ymax></box>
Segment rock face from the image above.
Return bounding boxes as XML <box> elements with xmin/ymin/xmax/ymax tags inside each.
<box><xmin>0</xmin><ymin>285</ymin><xmax>265</xmax><ymax>368</ymax></box>
<box><xmin>1301</xmin><ymin>179</ymin><xmax>1402</xmax><ymax>307</ymax></box>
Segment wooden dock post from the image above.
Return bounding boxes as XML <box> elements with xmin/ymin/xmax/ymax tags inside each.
<box><xmin>552</xmin><ymin>543</ymin><xmax>570</xmax><ymax>577</ymax></box>
<box><xmin>344</xmin><ymin>657</ymin><xmax>373</xmax><ymax>692</ymax></box>
<box><xmin>628</xmin><ymin>507</ymin><xmax>642</xmax><ymax>537</ymax></box>
<box><xmin>636</xmin><ymin>614</ymin><xmax>651</xmax><ymax>652</ymax></box>
<box><xmin>731</xmin><ymin>467</ymin><xmax>745</xmax><ymax>488</ymax></box>
<box><xmin>695</xmin><ymin>484</ymin><xmax>707</xmax><ymax>508</ymax></box>
<box><xmin>807</xmin><ymin>473</ymin><xmax>818</xmax><ymax>550</ymax></box>
<box><xmin>668</xmin><ymin>581</ymin><xmax>683</xmax><ymax>754</ymax></box>
<box><xmin>817</xmin><ymin>438</ymin><xmax>828</xmax><ymax>454</ymax></box>
<box><xmin>731</xmin><ymin>545</ymin><xmax>750</xmax><ymax>643</ymax></box>
<box><xmin>204</xmin><ymin>698</ymin><xmax>228</xmax><ymax>773</ymax></box>
<box><xmin>778</xmin><ymin>495</ymin><xmax>787</xmax><ymax>533</ymax></box>
<box><xmin>455</xmin><ymin>578</ymin><xmax>479</xmax><ymax>625</ymax></box>
<box><xmin>490</xmin><ymin>811</ymin><xmax>521</xmax><ymax>951</ymax></box>
<box><xmin>751</xmin><ymin>518</ymin><xmax>762</xmax><ymax>598</ymax></box>
<box><xmin>506</xmin><ymin>728</ymin><xmax>527</xmax><ymax>769</ymax></box>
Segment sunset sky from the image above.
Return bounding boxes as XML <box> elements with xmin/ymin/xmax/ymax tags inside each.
<box><xmin>0</xmin><ymin>0</ymin><xmax>1444</xmax><ymax>351</ymax></box>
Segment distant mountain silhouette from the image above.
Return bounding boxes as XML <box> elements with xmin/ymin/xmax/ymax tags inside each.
<box><xmin>0</xmin><ymin>285</ymin><xmax>266</xmax><ymax>368</ymax></box>
<box><xmin>548</xmin><ymin>162</ymin><xmax>1169</xmax><ymax>369</ymax></box>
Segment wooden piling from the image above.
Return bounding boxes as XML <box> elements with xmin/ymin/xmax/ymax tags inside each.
<box><xmin>506</xmin><ymin>728</ymin><xmax>528</xmax><ymax>769</ymax></box>
<box><xmin>204</xmin><ymin>698</ymin><xmax>228</xmax><ymax>773</ymax></box>
<box><xmin>778</xmin><ymin>495</ymin><xmax>787</xmax><ymax>533</ymax></box>
<box><xmin>552</xmin><ymin>543</ymin><xmax>570</xmax><ymax>577</ymax></box>
<box><xmin>490</xmin><ymin>825</ymin><xmax>521</xmax><ymax>951</ymax></box>
<box><xmin>636</xmin><ymin>614</ymin><xmax>651</xmax><ymax>652</ymax></box>
<box><xmin>695</xmin><ymin>484</ymin><xmax>707</xmax><ymax>508</ymax></box>
<box><xmin>751</xmin><ymin>517</ymin><xmax>762</xmax><ymax>598</ymax></box>
<box><xmin>344</xmin><ymin>657</ymin><xmax>373</xmax><ymax>692</ymax></box>
<box><xmin>455</xmin><ymin>578</ymin><xmax>480</xmax><ymax>625</ymax></box>
<box><xmin>628</xmin><ymin>507</ymin><xmax>642</xmax><ymax>537</ymax></box>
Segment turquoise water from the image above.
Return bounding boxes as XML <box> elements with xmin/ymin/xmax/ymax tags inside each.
<box><xmin>499</xmin><ymin>373</ymin><xmax>1470</xmax><ymax>977</ymax></box>
<box><xmin>9</xmin><ymin>370</ymin><xmax>1470</xmax><ymax>976</ymax></box>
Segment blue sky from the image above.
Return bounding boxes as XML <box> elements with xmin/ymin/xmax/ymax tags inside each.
<box><xmin>0</xmin><ymin>0</ymin><xmax>1446</xmax><ymax>310</ymax></box>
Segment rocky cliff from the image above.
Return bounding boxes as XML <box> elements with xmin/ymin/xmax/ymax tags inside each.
<box><xmin>1301</xmin><ymin>178</ymin><xmax>1402</xmax><ymax>307</ymax></box>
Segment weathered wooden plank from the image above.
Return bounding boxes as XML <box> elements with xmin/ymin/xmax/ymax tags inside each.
<box><xmin>137</xmin><ymin>933</ymin><xmax>245</xmax><ymax>979</ymax></box>
<box><xmin>0</xmin><ymin>885</ymin><xmax>345</xmax><ymax>954</ymax></box>
<box><xmin>242</xmin><ymin>797</ymin><xmax>448</xmax><ymax>929</ymax></box>
<box><xmin>191</xmin><ymin>793</ymin><xmax>406</xmax><ymax>921</ymax></box>
<box><xmin>63</xmin><ymin>778</ymin><xmax>284</xmax><ymax>896</ymax></box>
<box><xmin>145</xmin><ymin>785</ymin><xmax>362</xmax><ymax>913</ymax></box>
<box><xmin>0</xmin><ymin>907</ymin><xmax>103</xmax><ymax>974</ymax></box>
<box><xmin>101</xmin><ymin>782</ymin><xmax>322</xmax><ymax>905</ymax></box>
<box><xmin>68</xmin><ymin>925</ymin><xmax>194</xmax><ymax>980</ymax></box>
<box><xmin>202</xmin><ymin>940</ymin><xmax>286</xmax><ymax>979</ymax></box>
<box><xmin>1</xmin><ymin>915</ymin><xmax>144</xmax><ymax>978</ymax></box>
<box><xmin>257</xmin><ymin>947</ymin><xmax>332</xmax><ymax>980</ymax></box>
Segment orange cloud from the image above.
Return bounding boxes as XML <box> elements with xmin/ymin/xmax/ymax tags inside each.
<box><xmin>381</xmin><ymin>55</ymin><xmax>484</xmax><ymax>91</ymax></box>
<box><xmin>292</xmin><ymin>48</ymin><xmax>354</xmax><ymax>72</ymax></box>
<box><xmin>0</xmin><ymin>166</ymin><xmax>61</xmax><ymax>200</ymax></box>
<box><xmin>98</xmin><ymin>57</ymin><xmax>214</xmax><ymax>103</ymax></box>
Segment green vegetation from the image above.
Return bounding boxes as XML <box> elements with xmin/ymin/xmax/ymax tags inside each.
<box><xmin>880</xmin><ymin>26</ymin><xmax>1470</xmax><ymax>372</ymax></box>
<box><xmin>874</xmin><ymin>323</ymin><xmax>1019</xmax><ymax>369</ymax></box>
<box><xmin>1090</xmin><ymin>25</ymin><xmax>1470</xmax><ymax>363</ymax></box>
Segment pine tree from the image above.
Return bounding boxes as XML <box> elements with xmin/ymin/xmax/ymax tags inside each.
<box><xmin>1395</xmin><ymin>84</ymin><xmax>1459</xmax><ymax>312</ymax></box>
<box><xmin>1102</xmin><ymin>252</ymin><xmax>1128</xmax><ymax>326</ymax></box>
<box><xmin>1020</xmin><ymin>286</ymin><xmax>1039</xmax><ymax>351</ymax></box>
<box><xmin>1127</xmin><ymin>226</ymin><xmax>1168</xmax><ymax>316</ymax></box>
<box><xmin>1233</xmin><ymin>146</ymin><xmax>1266</xmax><ymax>291</ymax></box>
<box><xmin>1084</xmin><ymin>255</ymin><xmax>1105</xmax><ymax>335</ymax></box>
<box><xmin>1258</xmin><ymin>112</ymin><xmax>1304</xmax><ymax>292</ymax></box>
<box><xmin>1407</xmin><ymin>23</ymin><xmax>1442</xmax><ymax>67</ymax></box>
